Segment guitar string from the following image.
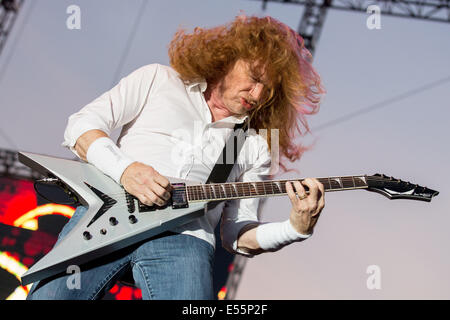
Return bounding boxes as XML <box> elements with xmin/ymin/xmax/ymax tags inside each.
<box><xmin>61</xmin><ymin>177</ymin><xmax>428</xmax><ymax>212</ymax></box>
<box><xmin>91</xmin><ymin>176</ymin><xmax>412</xmax><ymax>200</ymax></box>
<box><xmin>92</xmin><ymin>177</ymin><xmax>415</xmax><ymax>202</ymax></box>
<box><xmin>99</xmin><ymin>178</ymin><xmax>368</xmax><ymax>199</ymax></box>
<box><xmin>95</xmin><ymin>175</ymin><xmax>400</xmax><ymax>199</ymax></box>
<box><xmin>73</xmin><ymin>178</ymin><xmax>422</xmax><ymax>212</ymax></box>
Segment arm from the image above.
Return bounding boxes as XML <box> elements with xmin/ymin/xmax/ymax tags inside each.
<box><xmin>62</xmin><ymin>64</ymin><xmax>159</xmax><ymax>158</ymax></box>
<box><xmin>74</xmin><ymin>129</ymin><xmax>172</xmax><ymax>207</ymax></box>
<box><xmin>222</xmin><ymin>133</ymin><xmax>326</xmax><ymax>256</ymax></box>
<box><xmin>236</xmin><ymin>179</ymin><xmax>325</xmax><ymax>255</ymax></box>
<box><xmin>66</xmin><ymin>64</ymin><xmax>171</xmax><ymax>206</ymax></box>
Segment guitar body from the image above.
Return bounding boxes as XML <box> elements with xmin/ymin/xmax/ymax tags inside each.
<box><xmin>17</xmin><ymin>152</ymin><xmax>439</xmax><ymax>286</ymax></box>
<box><xmin>18</xmin><ymin>152</ymin><xmax>207</xmax><ymax>286</ymax></box>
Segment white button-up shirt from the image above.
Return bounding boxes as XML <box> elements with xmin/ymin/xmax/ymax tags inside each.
<box><xmin>62</xmin><ymin>64</ymin><xmax>272</xmax><ymax>255</ymax></box>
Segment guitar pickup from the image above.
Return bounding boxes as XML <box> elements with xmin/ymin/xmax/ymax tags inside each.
<box><xmin>171</xmin><ymin>183</ymin><xmax>188</xmax><ymax>209</ymax></box>
<box><xmin>134</xmin><ymin>183</ymin><xmax>188</xmax><ymax>212</ymax></box>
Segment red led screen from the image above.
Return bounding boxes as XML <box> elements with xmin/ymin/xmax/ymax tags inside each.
<box><xmin>0</xmin><ymin>176</ymin><xmax>141</xmax><ymax>300</ymax></box>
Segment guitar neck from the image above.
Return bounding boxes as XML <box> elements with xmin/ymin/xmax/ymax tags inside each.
<box><xmin>186</xmin><ymin>175</ymin><xmax>369</xmax><ymax>202</ymax></box>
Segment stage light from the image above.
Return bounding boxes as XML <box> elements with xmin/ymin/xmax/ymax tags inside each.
<box><xmin>13</xmin><ymin>204</ymin><xmax>75</xmax><ymax>230</ymax></box>
<box><xmin>218</xmin><ymin>286</ymin><xmax>227</xmax><ymax>300</ymax></box>
<box><xmin>0</xmin><ymin>251</ymin><xmax>31</xmax><ymax>300</ymax></box>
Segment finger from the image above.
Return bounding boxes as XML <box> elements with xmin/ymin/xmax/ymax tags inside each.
<box><xmin>139</xmin><ymin>184</ymin><xmax>164</xmax><ymax>206</ymax></box>
<box><xmin>146</xmin><ymin>189</ymin><xmax>166</xmax><ymax>206</ymax></box>
<box><xmin>292</xmin><ymin>180</ymin><xmax>307</xmax><ymax>200</ymax></box>
<box><xmin>285</xmin><ymin>181</ymin><xmax>299</xmax><ymax>206</ymax></box>
<box><xmin>139</xmin><ymin>193</ymin><xmax>154</xmax><ymax>207</ymax></box>
<box><xmin>153</xmin><ymin>173</ymin><xmax>172</xmax><ymax>191</ymax></box>
<box><xmin>150</xmin><ymin>180</ymin><xmax>171</xmax><ymax>201</ymax></box>
<box><xmin>314</xmin><ymin>182</ymin><xmax>325</xmax><ymax>217</ymax></box>
<box><xmin>301</xmin><ymin>178</ymin><xmax>319</xmax><ymax>201</ymax></box>
<box><xmin>317</xmin><ymin>179</ymin><xmax>325</xmax><ymax>197</ymax></box>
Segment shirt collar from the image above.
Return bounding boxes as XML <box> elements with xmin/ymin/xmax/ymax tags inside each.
<box><xmin>185</xmin><ymin>79</ymin><xmax>207</xmax><ymax>92</ymax></box>
<box><xmin>226</xmin><ymin>114</ymin><xmax>248</xmax><ymax>124</ymax></box>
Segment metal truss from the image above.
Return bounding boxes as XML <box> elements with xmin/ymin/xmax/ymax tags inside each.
<box><xmin>0</xmin><ymin>0</ymin><xmax>24</xmax><ymax>56</ymax></box>
<box><xmin>258</xmin><ymin>0</ymin><xmax>450</xmax><ymax>54</ymax></box>
<box><xmin>0</xmin><ymin>148</ymin><xmax>41</xmax><ymax>181</ymax></box>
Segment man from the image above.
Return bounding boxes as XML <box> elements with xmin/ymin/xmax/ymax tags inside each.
<box><xmin>27</xmin><ymin>15</ymin><xmax>325</xmax><ymax>300</ymax></box>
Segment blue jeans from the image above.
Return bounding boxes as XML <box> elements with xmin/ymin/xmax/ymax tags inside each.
<box><xmin>26</xmin><ymin>206</ymin><xmax>215</xmax><ymax>300</ymax></box>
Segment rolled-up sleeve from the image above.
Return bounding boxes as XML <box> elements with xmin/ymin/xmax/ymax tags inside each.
<box><xmin>220</xmin><ymin>137</ymin><xmax>272</xmax><ymax>257</ymax></box>
<box><xmin>62</xmin><ymin>64</ymin><xmax>159</xmax><ymax>157</ymax></box>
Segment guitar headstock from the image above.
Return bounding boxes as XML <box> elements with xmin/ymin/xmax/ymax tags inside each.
<box><xmin>366</xmin><ymin>173</ymin><xmax>439</xmax><ymax>202</ymax></box>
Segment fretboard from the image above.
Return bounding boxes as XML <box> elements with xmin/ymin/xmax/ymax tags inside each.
<box><xmin>186</xmin><ymin>175</ymin><xmax>369</xmax><ymax>202</ymax></box>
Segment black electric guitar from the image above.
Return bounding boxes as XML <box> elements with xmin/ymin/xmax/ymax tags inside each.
<box><xmin>18</xmin><ymin>152</ymin><xmax>439</xmax><ymax>286</ymax></box>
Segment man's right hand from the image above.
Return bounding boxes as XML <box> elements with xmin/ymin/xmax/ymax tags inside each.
<box><xmin>120</xmin><ymin>162</ymin><xmax>172</xmax><ymax>207</ymax></box>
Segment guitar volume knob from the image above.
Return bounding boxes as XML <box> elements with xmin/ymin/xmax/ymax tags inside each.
<box><xmin>128</xmin><ymin>215</ymin><xmax>137</xmax><ymax>224</ymax></box>
<box><xmin>109</xmin><ymin>217</ymin><xmax>118</xmax><ymax>226</ymax></box>
<box><xmin>83</xmin><ymin>231</ymin><xmax>92</xmax><ymax>240</ymax></box>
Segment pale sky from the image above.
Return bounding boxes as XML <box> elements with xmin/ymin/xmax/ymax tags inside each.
<box><xmin>0</xmin><ymin>0</ymin><xmax>449</xmax><ymax>299</ymax></box>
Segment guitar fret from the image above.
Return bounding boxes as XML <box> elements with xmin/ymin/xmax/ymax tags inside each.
<box><xmin>208</xmin><ymin>185</ymin><xmax>215</xmax><ymax>199</ymax></box>
<box><xmin>195</xmin><ymin>185</ymin><xmax>202</xmax><ymax>200</ymax></box>
<box><xmin>272</xmin><ymin>181</ymin><xmax>281</xmax><ymax>194</ymax></box>
<box><xmin>248</xmin><ymin>183</ymin><xmax>256</xmax><ymax>196</ymax></box>
<box><xmin>324</xmin><ymin>177</ymin><xmax>332</xmax><ymax>191</ymax></box>
<box><xmin>212</xmin><ymin>185</ymin><xmax>220</xmax><ymax>199</ymax></box>
<box><xmin>255</xmin><ymin>182</ymin><xmax>264</xmax><ymax>195</ymax></box>
<box><xmin>354</xmin><ymin>176</ymin><xmax>367</xmax><ymax>188</ymax></box>
<box><xmin>186</xmin><ymin>175</ymin><xmax>370</xmax><ymax>202</ymax></box>
<box><xmin>223</xmin><ymin>184</ymin><xmax>230</xmax><ymax>198</ymax></box>
<box><xmin>190</xmin><ymin>186</ymin><xmax>197</xmax><ymax>201</ymax></box>
<box><xmin>261</xmin><ymin>181</ymin><xmax>267</xmax><ymax>195</ymax></box>
<box><xmin>341</xmin><ymin>177</ymin><xmax>352</xmax><ymax>189</ymax></box>
<box><xmin>240</xmin><ymin>183</ymin><xmax>246</xmax><ymax>197</ymax></box>
<box><xmin>232</xmin><ymin>184</ymin><xmax>238</xmax><ymax>197</ymax></box>
<box><xmin>201</xmin><ymin>185</ymin><xmax>206</xmax><ymax>200</ymax></box>
<box><xmin>228</xmin><ymin>183</ymin><xmax>238</xmax><ymax>198</ymax></box>
<box><xmin>329</xmin><ymin>178</ymin><xmax>342</xmax><ymax>190</ymax></box>
<box><xmin>219</xmin><ymin>184</ymin><xmax>226</xmax><ymax>198</ymax></box>
<box><xmin>221</xmin><ymin>184</ymin><xmax>228</xmax><ymax>198</ymax></box>
<box><xmin>264</xmin><ymin>181</ymin><xmax>274</xmax><ymax>195</ymax></box>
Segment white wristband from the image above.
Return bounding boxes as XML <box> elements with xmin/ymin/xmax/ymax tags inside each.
<box><xmin>256</xmin><ymin>220</ymin><xmax>312</xmax><ymax>251</ymax></box>
<box><xmin>86</xmin><ymin>137</ymin><xmax>134</xmax><ymax>185</ymax></box>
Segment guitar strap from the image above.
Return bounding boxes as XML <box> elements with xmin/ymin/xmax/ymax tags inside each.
<box><xmin>205</xmin><ymin>119</ymin><xmax>249</xmax><ymax>210</ymax></box>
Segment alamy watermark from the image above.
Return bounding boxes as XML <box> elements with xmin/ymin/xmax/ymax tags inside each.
<box><xmin>366</xmin><ymin>264</ymin><xmax>382</xmax><ymax>290</ymax></box>
<box><xmin>66</xmin><ymin>265</ymin><xmax>81</xmax><ymax>290</ymax></box>
<box><xmin>366</xmin><ymin>5</ymin><xmax>381</xmax><ymax>30</ymax></box>
<box><xmin>66</xmin><ymin>5</ymin><xmax>81</xmax><ymax>30</ymax></box>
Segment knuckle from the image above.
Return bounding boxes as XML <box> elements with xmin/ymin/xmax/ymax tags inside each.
<box><xmin>140</xmin><ymin>195</ymin><xmax>152</xmax><ymax>206</ymax></box>
<box><xmin>162</xmin><ymin>180</ymin><xmax>171</xmax><ymax>188</ymax></box>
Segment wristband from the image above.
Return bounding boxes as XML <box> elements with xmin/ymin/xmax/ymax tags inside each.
<box><xmin>86</xmin><ymin>137</ymin><xmax>134</xmax><ymax>185</ymax></box>
<box><xmin>256</xmin><ymin>219</ymin><xmax>312</xmax><ymax>251</ymax></box>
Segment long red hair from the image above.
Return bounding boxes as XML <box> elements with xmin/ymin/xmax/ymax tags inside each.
<box><xmin>169</xmin><ymin>15</ymin><xmax>325</xmax><ymax>172</ymax></box>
